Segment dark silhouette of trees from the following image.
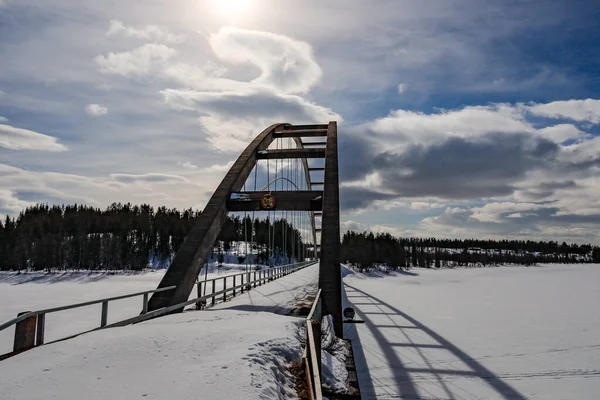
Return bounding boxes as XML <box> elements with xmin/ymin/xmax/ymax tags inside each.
<box><xmin>341</xmin><ymin>231</ymin><xmax>598</xmax><ymax>271</ymax></box>
<box><xmin>0</xmin><ymin>203</ymin><xmax>308</xmax><ymax>271</ymax></box>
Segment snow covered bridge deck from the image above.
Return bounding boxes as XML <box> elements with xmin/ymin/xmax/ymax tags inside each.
<box><xmin>0</xmin><ymin>264</ymin><xmax>320</xmax><ymax>400</ymax></box>
<box><xmin>343</xmin><ymin>264</ymin><xmax>600</xmax><ymax>399</ymax></box>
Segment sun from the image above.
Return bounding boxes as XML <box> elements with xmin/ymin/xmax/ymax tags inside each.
<box><xmin>215</xmin><ymin>0</ymin><xmax>251</xmax><ymax>15</ymax></box>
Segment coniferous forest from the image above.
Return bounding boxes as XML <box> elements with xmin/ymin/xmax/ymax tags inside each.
<box><xmin>0</xmin><ymin>203</ymin><xmax>307</xmax><ymax>271</ymax></box>
<box><xmin>2</xmin><ymin>203</ymin><xmax>599</xmax><ymax>272</ymax></box>
<box><xmin>341</xmin><ymin>231</ymin><xmax>600</xmax><ymax>271</ymax></box>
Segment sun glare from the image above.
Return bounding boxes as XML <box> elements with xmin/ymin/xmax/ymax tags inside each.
<box><xmin>215</xmin><ymin>0</ymin><xmax>251</xmax><ymax>15</ymax></box>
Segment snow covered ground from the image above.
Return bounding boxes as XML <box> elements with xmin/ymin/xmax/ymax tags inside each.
<box><xmin>0</xmin><ymin>263</ymin><xmax>320</xmax><ymax>400</ymax></box>
<box><xmin>343</xmin><ymin>264</ymin><xmax>600</xmax><ymax>399</ymax></box>
<box><xmin>0</xmin><ymin>262</ymin><xmax>284</xmax><ymax>354</ymax></box>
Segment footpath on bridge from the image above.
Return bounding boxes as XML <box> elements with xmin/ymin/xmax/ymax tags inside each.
<box><xmin>0</xmin><ymin>264</ymin><xmax>320</xmax><ymax>400</ymax></box>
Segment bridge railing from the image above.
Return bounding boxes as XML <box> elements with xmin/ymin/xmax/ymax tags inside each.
<box><xmin>0</xmin><ymin>260</ymin><xmax>317</xmax><ymax>360</ymax></box>
<box><xmin>194</xmin><ymin>260</ymin><xmax>315</xmax><ymax>310</ymax></box>
<box><xmin>303</xmin><ymin>288</ymin><xmax>323</xmax><ymax>400</ymax></box>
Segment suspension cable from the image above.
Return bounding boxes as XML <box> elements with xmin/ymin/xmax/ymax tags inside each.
<box><xmin>252</xmin><ymin>161</ymin><xmax>258</xmax><ymax>269</ymax></box>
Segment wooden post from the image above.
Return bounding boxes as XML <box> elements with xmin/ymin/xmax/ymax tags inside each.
<box><xmin>223</xmin><ymin>277</ymin><xmax>227</xmax><ymax>302</ymax></box>
<box><xmin>247</xmin><ymin>272</ymin><xmax>251</xmax><ymax>290</ymax></box>
<box><xmin>196</xmin><ymin>282</ymin><xmax>202</xmax><ymax>310</ymax></box>
<box><xmin>233</xmin><ymin>275</ymin><xmax>237</xmax><ymax>296</ymax></box>
<box><xmin>240</xmin><ymin>274</ymin><xmax>244</xmax><ymax>293</ymax></box>
<box><xmin>143</xmin><ymin>293</ymin><xmax>149</xmax><ymax>314</ymax></box>
<box><xmin>311</xmin><ymin>320</ymin><xmax>322</xmax><ymax>376</ymax></box>
<box><xmin>36</xmin><ymin>313</ymin><xmax>45</xmax><ymax>346</ymax></box>
<box><xmin>212</xmin><ymin>279</ymin><xmax>216</xmax><ymax>306</ymax></box>
<box><xmin>13</xmin><ymin>312</ymin><xmax>36</xmax><ymax>352</ymax></box>
<box><xmin>101</xmin><ymin>301</ymin><xmax>108</xmax><ymax>327</ymax></box>
<box><xmin>253</xmin><ymin>271</ymin><xmax>257</xmax><ymax>288</ymax></box>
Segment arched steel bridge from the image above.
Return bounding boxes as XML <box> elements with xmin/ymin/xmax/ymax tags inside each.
<box><xmin>147</xmin><ymin>122</ymin><xmax>342</xmax><ymax>336</ymax></box>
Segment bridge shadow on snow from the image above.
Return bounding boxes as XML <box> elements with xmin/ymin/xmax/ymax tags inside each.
<box><xmin>343</xmin><ymin>283</ymin><xmax>526</xmax><ymax>400</ymax></box>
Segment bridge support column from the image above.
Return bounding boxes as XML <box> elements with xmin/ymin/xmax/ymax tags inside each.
<box><xmin>319</xmin><ymin>121</ymin><xmax>342</xmax><ymax>337</ymax></box>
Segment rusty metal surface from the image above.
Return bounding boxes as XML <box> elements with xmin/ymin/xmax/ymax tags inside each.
<box><xmin>13</xmin><ymin>312</ymin><xmax>35</xmax><ymax>352</ymax></box>
<box><xmin>319</xmin><ymin>121</ymin><xmax>342</xmax><ymax>337</ymax></box>
<box><xmin>256</xmin><ymin>148</ymin><xmax>326</xmax><ymax>159</ymax></box>
<box><xmin>227</xmin><ymin>191</ymin><xmax>323</xmax><ymax>211</ymax></box>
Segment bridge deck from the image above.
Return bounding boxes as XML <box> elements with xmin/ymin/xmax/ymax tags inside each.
<box><xmin>212</xmin><ymin>262</ymin><xmax>319</xmax><ymax>315</ymax></box>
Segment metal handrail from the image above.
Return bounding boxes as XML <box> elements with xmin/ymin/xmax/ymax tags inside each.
<box><xmin>0</xmin><ymin>285</ymin><xmax>177</xmax><ymax>332</ymax></box>
<box><xmin>1</xmin><ymin>260</ymin><xmax>317</xmax><ymax>359</ymax></box>
<box><xmin>305</xmin><ymin>289</ymin><xmax>323</xmax><ymax>400</ymax></box>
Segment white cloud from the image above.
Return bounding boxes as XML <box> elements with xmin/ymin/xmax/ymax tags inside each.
<box><xmin>528</xmin><ymin>99</ymin><xmax>600</xmax><ymax>124</ymax></box>
<box><xmin>367</xmin><ymin>103</ymin><xmax>531</xmax><ymax>151</ymax></box>
<box><xmin>95</xmin><ymin>44</ymin><xmax>177</xmax><ymax>77</ymax></box>
<box><xmin>110</xmin><ymin>173</ymin><xmax>189</xmax><ymax>185</ymax></box>
<box><xmin>536</xmin><ymin>124</ymin><xmax>589</xmax><ymax>144</ymax></box>
<box><xmin>0</xmin><ymin>189</ymin><xmax>35</xmax><ymax>215</ymax></box>
<box><xmin>397</xmin><ymin>83</ymin><xmax>408</xmax><ymax>94</ymax></box>
<box><xmin>85</xmin><ymin>104</ymin><xmax>108</xmax><ymax>116</ymax></box>
<box><xmin>0</xmin><ymin>116</ymin><xmax>7</xmax><ymax>122</ymax></box>
<box><xmin>0</xmin><ymin>124</ymin><xmax>67</xmax><ymax>151</ymax></box>
<box><xmin>342</xmin><ymin>219</ymin><xmax>417</xmax><ymax>237</ymax></box>
<box><xmin>161</xmin><ymin>87</ymin><xmax>340</xmax><ymax>152</ymax></box>
<box><xmin>209</xmin><ymin>26</ymin><xmax>322</xmax><ymax>94</ymax></box>
<box><xmin>410</xmin><ymin>201</ymin><xmax>442</xmax><ymax>210</ymax></box>
<box><xmin>106</xmin><ymin>20</ymin><xmax>185</xmax><ymax>43</ymax></box>
<box><xmin>0</xmin><ymin>163</ymin><xmax>220</xmax><ymax>216</ymax></box>
<box><xmin>178</xmin><ymin>161</ymin><xmax>198</xmax><ymax>170</ymax></box>
<box><xmin>470</xmin><ymin>202</ymin><xmax>551</xmax><ymax>223</ymax></box>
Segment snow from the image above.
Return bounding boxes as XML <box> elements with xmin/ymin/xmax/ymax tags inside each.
<box><xmin>212</xmin><ymin>262</ymin><xmax>319</xmax><ymax>314</ymax></box>
<box><xmin>0</xmin><ymin>263</ymin><xmax>321</xmax><ymax>400</ymax></box>
<box><xmin>320</xmin><ymin>315</ymin><xmax>350</xmax><ymax>393</ymax></box>
<box><xmin>0</xmin><ymin>263</ymin><xmax>291</xmax><ymax>353</ymax></box>
<box><xmin>343</xmin><ymin>264</ymin><xmax>600</xmax><ymax>399</ymax></box>
<box><xmin>0</xmin><ymin>311</ymin><xmax>302</xmax><ymax>400</ymax></box>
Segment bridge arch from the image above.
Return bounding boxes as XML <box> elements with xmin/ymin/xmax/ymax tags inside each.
<box><xmin>147</xmin><ymin>122</ymin><xmax>342</xmax><ymax>335</ymax></box>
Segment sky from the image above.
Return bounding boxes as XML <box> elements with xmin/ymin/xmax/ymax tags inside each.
<box><xmin>1</xmin><ymin>0</ymin><xmax>600</xmax><ymax>244</ymax></box>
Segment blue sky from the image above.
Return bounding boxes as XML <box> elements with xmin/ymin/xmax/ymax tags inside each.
<box><xmin>1</xmin><ymin>0</ymin><xmax>600</xmax><ymax>244</ymax></box>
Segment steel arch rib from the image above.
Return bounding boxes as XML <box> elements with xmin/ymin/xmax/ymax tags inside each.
<box><xmin>147</xmin><ymin>123</ymin><xmax>286</xmax><ymax>312</ymax></box>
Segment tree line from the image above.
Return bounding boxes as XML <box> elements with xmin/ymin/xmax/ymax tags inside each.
<box><xmin>341</xmin><ymin>231</ymin><xmax>600</xmax><ymax>271</ymax></box>
<box><xmin>0</xmin><ymin>203</ymin><xmax>308</xmax><ymax>271</ymax></box>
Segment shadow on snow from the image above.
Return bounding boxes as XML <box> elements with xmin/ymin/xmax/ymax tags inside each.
<box><xmin>344</xmin><ymin>283</ymin><xmax>526</xmax><ymax>400</ymax></box>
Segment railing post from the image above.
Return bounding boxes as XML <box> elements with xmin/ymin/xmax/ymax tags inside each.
<box><xmin>13</xmin><ymin>311</ymin><xmax>36</xmax><ymax>352</ymax></box>
<box><xmin>233</xmin><ymin>275</ymin><xmax>237</xmax><ymax>296</ymax></box>
<box><xmin>311</xmin><ymin>320</ymin><xmax>322</xmax><ymax>376</ymax></box>
<box><xmin>223</xmin><ymin>277</ymin><xmax>227</xmax><ymax>302</ymax></box>
<box><xmin>196</xmin><ymin>282</ymin><xmax>202</xmax><ymax>310</ymax></box>
<box><xmin>101</xmin><ymin>301</ymin><xmax>108</xmax><ymax>327</ymax></box>
<box><xmin>143</xmin><ymin>293</ymin><xmax>149</xmax><ymax>314</ymax></box>
<box><xmin>240</xmin><ymin>274</ymin><xmax>244</xmax><ymax>293</ymax></box>
<box><xmin>36</xmin><ymin>313</ymin><xmax>45</xmax><ymax>346</ymax></box>
<box><xmin>253</xmin><ymin>271</ymin><xmax>257</xmax><ymax>288</ymax></box>
<box><xmin>247</xmin><ymin>272</ymin><xmax>251</xmax><ymax>290</ymax></box>
<box><xmin>212</xmin><ymin>279</ymin><xmax>216</xmax><ymax>306</ymax></box>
